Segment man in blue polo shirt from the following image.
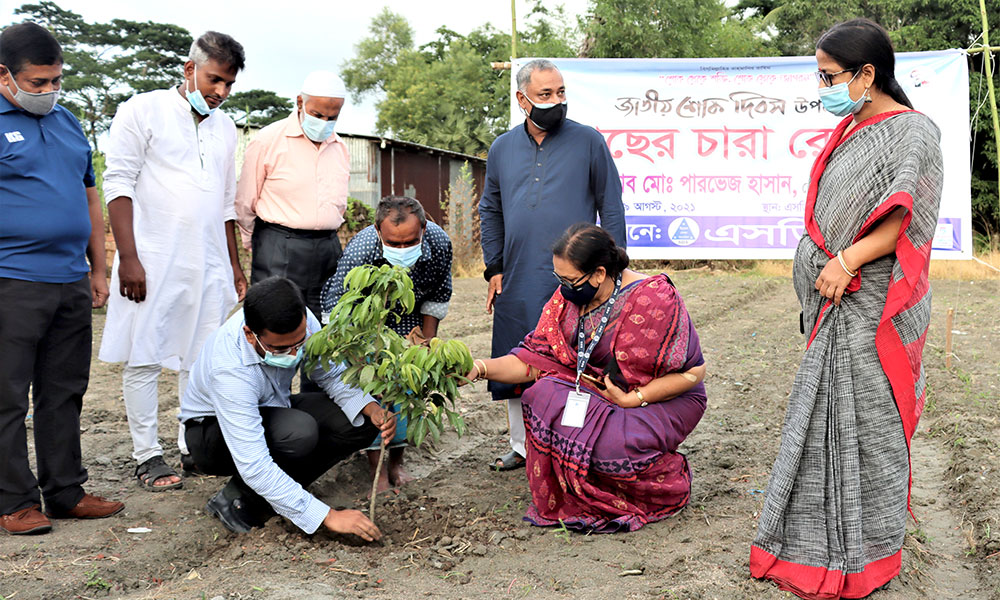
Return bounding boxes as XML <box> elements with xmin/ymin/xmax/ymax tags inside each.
<box><xmin>0</xmin><ymin>22</ymin><xmax>124</xmax><ymax>535</ymax></box>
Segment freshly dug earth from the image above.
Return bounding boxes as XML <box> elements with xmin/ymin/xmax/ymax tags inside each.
<box><xmin>1</xmin><ymin>272</ymin><xmax>997</xmax><ymax>600</ymax></box>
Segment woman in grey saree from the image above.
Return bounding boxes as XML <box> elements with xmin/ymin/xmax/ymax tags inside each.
<box><xmin>750</xmin><ymin>19</ymin><xmax>943</xmax><ymax>599</ymax></box>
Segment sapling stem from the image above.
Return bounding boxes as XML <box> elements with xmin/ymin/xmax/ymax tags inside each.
<box><xmin>369</xmin><ymin>434</ymin><xmax>388</xmax><ymax>522</ymax></box>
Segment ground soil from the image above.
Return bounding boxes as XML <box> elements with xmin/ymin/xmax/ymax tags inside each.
<box><xmin>1</xmin><ymin>272</ymin><xmax>997</xmax><ymax>600</ymax></box>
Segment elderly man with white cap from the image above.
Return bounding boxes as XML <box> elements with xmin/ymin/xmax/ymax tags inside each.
<box><xmin>236</xmin><ymin>71</ymin><xmax>350</xmax><ymax>325</ymax></box>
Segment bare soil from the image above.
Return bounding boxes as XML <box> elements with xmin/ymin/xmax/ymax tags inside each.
<box><xmin>1</xmin><ymin>272</ymin><xmax>997</xmax><ymax>600</ymax></box>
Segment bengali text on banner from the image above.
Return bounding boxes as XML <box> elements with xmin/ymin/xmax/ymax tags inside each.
<box><xmin>510</xmin><ymin>52</ymin><xmax>971</xmax><ymax>260</ymax></box>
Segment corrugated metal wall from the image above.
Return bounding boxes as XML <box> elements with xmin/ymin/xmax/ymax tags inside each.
<box><xmin>378</xmin><ymin>146</ymin><xmax>486</xmax><ymax>225</ymax></box>
<box><xmin>344</xmin><ymin>136</ymin><xmax>380</xmax><ymax>210</ymax></box>
<box><xmin>381</xmin><ymin>146</ymin><xmax>448</xmax><ymax>223</ymax></box>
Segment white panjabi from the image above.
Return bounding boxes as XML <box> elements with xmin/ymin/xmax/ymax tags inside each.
<box><xmin>100</xmin><ymin>88</ymin><xmax>239</xmax><ymax>372</ymax></box>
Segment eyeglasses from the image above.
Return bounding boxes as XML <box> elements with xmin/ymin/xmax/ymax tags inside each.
<box><xmin>253</xmin><ymin>331</ymin><xmax>306</xmax><ymax>355</ymax></box>
<box><xmin>552</xmin><ymin>270</ymin><xmax>592</xmax><ymax>289</ymax></box>
<box><xmin>814</xmin><ymin>68</ymin><xmax>854</xmax><ymax>87</ymax></box>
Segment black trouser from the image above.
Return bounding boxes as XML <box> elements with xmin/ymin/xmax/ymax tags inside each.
<box><xmin>251</xmin><ymin>219</ymin><xmax>342</xmax><ymax>393</ymax></box>
<box><xmin>250</xmin><ymin>218</ymin><xmax>342</xmax><ymax>319</ymax></box>
<box><xmin>184</xmin><ymin>392</ymin><xmax>377</xmax><ymax>520</ymax></box>
<box><xmin>0</xmin><ymin>277</ymin><xmax>91</xmax><ymax>515</ymax></box>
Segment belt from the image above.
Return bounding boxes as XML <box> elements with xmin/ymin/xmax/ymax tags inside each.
<box><xmin>255</xmin><ymin>218</ymin><xmax>338</xmax><ymax>239</ymax></box>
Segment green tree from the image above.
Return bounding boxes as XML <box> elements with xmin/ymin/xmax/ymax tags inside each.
<box><xmin>733</xmin><ymin>0</ymin><xmax>994</xmax><ymax>57</ymax></box>
<box><xmin>579</xmin><ymin>0</ymin><xmax>774</xmax><ymax>58</ymax></box>
<box><xmin>341</xmin><ymin>2</ymin><xmax>576</xmax><ymax>156</ymax></box>
<box><xmin>224</xmin><ymin>89</ymin><xmax>292</xmax><ymax>128</ymax></box>
<box><xmin>13</xmin><ymin>1</ymin><xmax>192</xmax><ymax>147</ymax></box>
<box><xmin>340</xmin><ymin>7</ymin><xmax>415</xmax><ymax>101</ymax></box>
<box><xmin>12</xmin><ymin>1</ymin><xmax>292</xmax><ymax>150</ymax></box>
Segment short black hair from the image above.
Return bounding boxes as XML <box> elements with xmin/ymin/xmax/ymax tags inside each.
<box><xmin>189</xmin><ymin>31</ymin><xmax>245</xmax><ymax>72</ymax></box>
<box><xmin>375</xmin><ymin>196</ymin><xmax>427</xmax><ymax>229</ymax></box>
<box><xmin>244</xmin><ymin>277</ymin><xmax>305</xmax><ymax>335</ymax></box>
<box><xmin>0</xmin><ymin>22</ymin><xmax>63</xmax><ymax>77</ymax></box>
<box><xmin>552</xmin><ymin>223</ymin><xmax>630</xmax><ymax>279</ymax></box>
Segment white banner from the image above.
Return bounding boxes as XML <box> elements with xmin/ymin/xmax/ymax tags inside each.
<box><xmin>511</xmin><ymin>52</ymin><xmax>971</xmax><ymax>260</ymax></box>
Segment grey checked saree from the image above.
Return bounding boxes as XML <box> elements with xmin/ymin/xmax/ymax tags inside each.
<box><xmin>750</xmin><ymin>110</ymin><xmax>944</xmax><ymax>599</ymax></box>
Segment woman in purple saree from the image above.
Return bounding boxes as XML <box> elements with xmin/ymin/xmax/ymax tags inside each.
<box><xmin>470</xmin><ymin>224</ymin><xmax>706</xmax><ymax>533</ymax></box>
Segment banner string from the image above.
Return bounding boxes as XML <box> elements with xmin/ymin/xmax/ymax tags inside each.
<box><xmin>972</xmin><ymin>255</ymin><xmax>1000</xmax><ymax>273</ymax></box>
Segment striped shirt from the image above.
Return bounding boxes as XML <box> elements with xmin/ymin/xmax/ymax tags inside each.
<box><xmin>180</xmin><ymin>308</ymin><xmax>373</xmax><ymax>533</ymax></box>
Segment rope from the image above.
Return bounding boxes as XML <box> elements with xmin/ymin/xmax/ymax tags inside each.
<box><xmin>972</xmin><ymin>255</ymin><xmax>1000</xmax><ymax>273</ymax></box>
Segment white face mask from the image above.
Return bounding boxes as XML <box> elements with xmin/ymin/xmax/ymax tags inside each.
<box><xmin>2</xmin><ymin>66</ymin><xmax>59</xmax><ymax>115</ymax></box>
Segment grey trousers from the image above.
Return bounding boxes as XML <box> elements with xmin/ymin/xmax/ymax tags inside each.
<box><xmin>0</xmin><ymin>277</ymin><xmax>90</xmax><ymax>515</ymax></box>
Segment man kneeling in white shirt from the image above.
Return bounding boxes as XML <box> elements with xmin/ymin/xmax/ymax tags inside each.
<box><xmin>179</xmin><ymin>277</ymin><xmax>394</xmax><ymax>539</ymax></box>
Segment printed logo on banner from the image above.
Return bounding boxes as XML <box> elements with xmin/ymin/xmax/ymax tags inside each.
<box><xmin>668</xmin><ymin>218</ymin><xmax>699</xmax><ymax>246</ymax></box>
<box><xmin>908</xmin><ymin>68</ymin><xmax>932</xmax><ymax>88</ymax></box>
<box><xmin>932</xmin><ymin>219</ymin><xmax>961</xmax><ymax>251</ymax></box>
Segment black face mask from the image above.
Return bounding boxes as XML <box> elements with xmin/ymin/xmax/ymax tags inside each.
<box><xmin>560</xmin><ymin>280</ymin><xmax>599</xmax><ymax>307</ymax></box>
<box><xmin>526</xmin><ymin>100</ymin><xmax>567</xmax><ymax>132</ymax></box>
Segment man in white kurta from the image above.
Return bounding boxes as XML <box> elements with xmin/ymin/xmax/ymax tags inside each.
<box><xmin>100</xmin><ymin>31</ymin><xmax>248</xmax><ymax>490</ymax></box>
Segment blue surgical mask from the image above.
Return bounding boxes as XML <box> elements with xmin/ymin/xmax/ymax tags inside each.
<box><xmin>379</xmin><ymin>232</ymin><xmax>423</xmax><ymax>268</ymax></box>
<box><xmin>253</xmin><ymin>332</ymin><xmax>303</xmax><ymax>369</ymax></box>
<box><xmin>185</xmin><ymin>64</ymin><xmax>216</xmax><ymax>116</ymax></box>
<box><xmin>818</xmin><ymin>71</ymin><xmax>868</xmax><ymax>117</ymax></box>
<box><xmin>300</xmin><ymin>107</ymin><xmax>336</xmax><ymax>142</ymax></box>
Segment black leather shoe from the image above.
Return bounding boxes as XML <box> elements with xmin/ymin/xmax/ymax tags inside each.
<box><xmin>180</xmin><ymin>453</ymin><xmax>204</xmax><ymax>476</ymax></box>
<box><xmin>205</xmin><ymin>490</ymin><xmax>257</xmax><ymax>534</ymax></box>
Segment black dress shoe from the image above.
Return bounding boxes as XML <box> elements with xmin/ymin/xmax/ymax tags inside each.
<box><xmin>180</xmin><ymin>453</ymin><xmax>205</xmax><ymax>475</ymax></box>
<box><xmin>205</xmin><ymin>490</ymin><xmax>258</xmax><ymax>533</ymax></box>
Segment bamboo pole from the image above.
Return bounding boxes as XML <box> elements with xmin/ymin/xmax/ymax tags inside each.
<box><xmin>945</xmin><ymin>308</ymin><xmax>955</xmax><ymax>369</ymax></box>
<box><xmin>511</xmin><ymin>0</ymin><xmax>517</xmax><ymax>60</ymax></box>
<box><xmin>967</xmin><ymin>45</ymin><xmax>1000</xmax><ymax>54</ymax></box>
<box><xmin>979</xmin><ymin>0</ymin><xmax>1000</xmax><ymax>215</ymax></box>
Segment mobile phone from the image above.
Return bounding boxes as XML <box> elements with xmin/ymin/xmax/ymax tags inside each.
<box><xmin>579</xmin><ymin>372</ymin><xmax>607</xmax><ymax>390</ymax></box>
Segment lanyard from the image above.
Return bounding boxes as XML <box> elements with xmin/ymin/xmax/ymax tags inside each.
<box><xmin>575</xmin><ymin>276</ymin><xmax>622</xmax><ymax>392</ymax></box>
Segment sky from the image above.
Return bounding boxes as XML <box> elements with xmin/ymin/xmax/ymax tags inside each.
<box><xmin>0</xmin><ymin>0</ymin><xmax>591</xmax><ymax>136</ymax></box>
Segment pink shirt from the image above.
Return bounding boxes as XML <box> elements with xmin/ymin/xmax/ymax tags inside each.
<box><xmin>235</xmin><ymin>112</ymin><xmax>349</xmax><ymax>247</ymax></box>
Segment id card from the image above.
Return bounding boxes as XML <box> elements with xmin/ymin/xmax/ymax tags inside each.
<box><xmin>560</xmin><ymin>391</ymin><xmax>591</xmax><ymax>428</ymax></box>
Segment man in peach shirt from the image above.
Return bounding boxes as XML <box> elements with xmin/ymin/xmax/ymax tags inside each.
<box><xmin>235</xmin><ymin>71</ymin><xmax>349</xmax><ymax>320</ymax></box>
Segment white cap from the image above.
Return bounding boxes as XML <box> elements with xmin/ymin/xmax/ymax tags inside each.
<box><xmin>300</xmin><ymin>71</ymin><xmax>347</xmax><ymax>98</ymax></box>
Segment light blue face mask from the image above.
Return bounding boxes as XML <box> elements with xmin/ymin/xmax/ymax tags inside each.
<box><xmin>300</xmin><ymin>106</ymin><xmax>336</xmax><ymax>142</ymax></box>
<box><xmin>817</xmin><ymin>70</ymin><xmax>869</xmax><ymax>117</ymax></box>
<box><xmin>185</xmin><ymin>64</ymin><xmax>216</xmax><ymax>116</ymax></box>
<box><xmin>380</xmin><ymin>233</ymin><xmax>423</xmax><ymax>268</ymax></box>
<box><xmin>252</xmin><ymin>332</ymin><xmax>303</xmax><ymax>369</ymax></box>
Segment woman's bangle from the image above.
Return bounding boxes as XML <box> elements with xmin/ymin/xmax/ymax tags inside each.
<box><xmin>837</xmin><ymin>251</ymin><xmax>858</xmax><ymax>278</ymax></box>
<box><xmin>474</xmin><ymin>359</ymin><xmax>488</xmax><ymax>381</ymax></box>
<box><xmin>635</xmin><ymin>387</ymin><xmax>648</xmax><ymax>407</ymax></box>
